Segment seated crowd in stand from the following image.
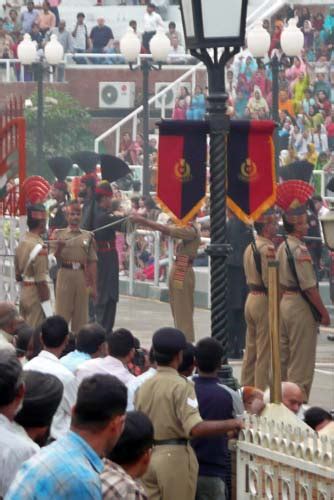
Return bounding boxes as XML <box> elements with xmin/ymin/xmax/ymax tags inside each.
<box><xmin>0</xmin><ymin>0</ymin><xmax>189</xmax><ymax>77</ymax></box>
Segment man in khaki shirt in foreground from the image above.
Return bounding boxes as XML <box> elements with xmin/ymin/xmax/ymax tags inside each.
<box><xmin>135</xmin><ymin>327</ymin><xmax>243</xmax><ymax>500</ymax></box>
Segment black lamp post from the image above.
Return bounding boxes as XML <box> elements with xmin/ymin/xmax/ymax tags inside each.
<box><xmin>179</xmin><ymin>0</ymin><xmax>248</xmax><ymax>387</ymax></box>
<box><xmin>120</xmin><ymin>28</ymin><xmax>170</xmax><ymax>196</ymax></box>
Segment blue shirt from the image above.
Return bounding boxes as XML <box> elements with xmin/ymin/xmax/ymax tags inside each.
<box><xmin>191</xmin><ymin>376</ymin><xmax>234</xmax><ymax>481</ymax></box>
<box><xmin>90</xmin><ymin>25</ymin><xmax>113</xmax><ymax>49</ymax></box>
<box><xmin>21</xmin><ymin>10</ymin><xmax>39</xmax><ymax>33</ymax></box>
<box><xmin>5</xmin><ymin>431</ymin><xmax>104</xmax><ymax>500</ymax></box>
<box><xmin>61</xmin><ymin>350</ymin><xmax>91</xmax><ymax>373</ymax></box>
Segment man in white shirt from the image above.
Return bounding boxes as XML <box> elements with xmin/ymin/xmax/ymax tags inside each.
<box><xmin>167</xmin><ymin>34</ymin><xmax>185</xmax><ymax>64</ymax></box>
<box><xmin>76</xmin><ymin>328</ymin><xmax>136</xmax><ymax>386</ymax></box>
<box><xmin>72</xmin><ymin>12</ymin><xmax>89</xmax><ymax>64</ymax></box>
<box><xmin>0</xmin><ymin>351</ymin><xmax>39</xmax><ymax>498</ymax></box>
<box><xmin>143</xmin><ymin>3</ymin><xmax>164</xmax><ymax>52</ymax></box>
<box><xmin>24</xmin><ymin>315</ymin><xmax>78</xmax><ymax>440</ymax></box>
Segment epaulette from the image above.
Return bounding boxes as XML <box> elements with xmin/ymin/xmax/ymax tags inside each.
<box><xmin>296</xmin><ymin>245</ymin><xmax>311</xmax><ymax>263</ymax></box>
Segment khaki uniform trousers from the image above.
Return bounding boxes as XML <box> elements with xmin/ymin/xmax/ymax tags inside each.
<box><xmin>169</xmin><ymin>265</ymin><xmax>195</xmax><ymax>342</ymax></box>
<box><xmin>142</xmin><ymin>444</ymin><xmax>198</xmax><ymax>500</ymax></box>
<box><xmin>280</xmin><ymin>293</ymin><xmax>317</xmax><ymax>401</ymax></box>
<box><xmin>19</xmin><ymin>285</ymin><xmax>44</xmax><ymax>329</ymax></box>
<box><xmin>55</xmin><ymin>268</ymin><xmax>88</xmax><ymax>334</ymax></box>
<box><xmin>241</xmin><ymin>293</ymin><xmax>270</xmax><ymax>391</ymax></box>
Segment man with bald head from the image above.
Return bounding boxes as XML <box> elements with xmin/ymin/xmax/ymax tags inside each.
<box><xmin>0</xmin><ymin>302</ymin><xmax>24</xmax><ymax>352</ymax></box>
<box><xmin>282</xmin><ymin>381</ymin><xmax>304</xmax><ymax>414</ymax></box>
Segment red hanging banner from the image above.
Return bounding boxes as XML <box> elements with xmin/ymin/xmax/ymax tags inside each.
<box><xmin>227</xmin><ymin>120</ymin><xmax>276</xmax><ymax>223</ymax></box>
<box><xmin>157</xmin><ymin>120</ymin><xmax>209</xmax><ymax>225</ymax></box>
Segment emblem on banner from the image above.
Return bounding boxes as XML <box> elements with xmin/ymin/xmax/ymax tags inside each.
<box><xmin>239</xmin><ymin>158</ymin><xmax>258</xmax><ymax>183</ymax></box>
<box><xmin>174</xmin><ymin>159</ymin><xmax>192</xmax><ymax>183</ymax></box>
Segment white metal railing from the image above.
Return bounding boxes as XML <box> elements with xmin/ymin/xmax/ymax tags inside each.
<box><xmin>94</xmin><ymin>56</ymin><xmax>205</xmax><ymax>155</ymax></box>
<box><xmin>0</xmin><ymin>216</ymin><xmax>26</xmax><ymax>304</ymax></box>
<box><xmin>236</xmin><ymin>413</ymin><xmax>334</xmax><ymax>499</ymax></box>
<box><xmin>126</xmin><ymin>228</ymin><xmax>210</xmax><ymax>298</ymax></box>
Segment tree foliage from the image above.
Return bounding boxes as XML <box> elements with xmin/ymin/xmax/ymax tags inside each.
<box><xmin>25</xmin><ymin>88</ymin><xmax>95</xmax><ymax>179</ymax></box>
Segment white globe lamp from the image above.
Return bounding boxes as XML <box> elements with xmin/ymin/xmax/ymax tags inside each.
<box><xmin>17</xmin><ymin>34</ymin><xmax>37</xmax><ymax>65</ymax></box>
<box><xmin>120</xmin><ymin>27</ymin><xmax>141</xmax><ymax>63</ymax></box>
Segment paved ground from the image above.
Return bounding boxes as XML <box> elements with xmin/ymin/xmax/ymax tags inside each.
<box><xmin>115</xmin><ymin>295</ymin><xmax>334</xmax><ymax>411</ymax></box>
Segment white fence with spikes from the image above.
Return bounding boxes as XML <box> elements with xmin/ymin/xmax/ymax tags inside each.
<box><xmin>0</xmin><ymin>216</ymin><xmax>26</xmax><ymax>304</ymax></box>
<box><xmin>236</xmin><ymin>413</ymin><xmax>334</xmax><ymax>500</ymax></box>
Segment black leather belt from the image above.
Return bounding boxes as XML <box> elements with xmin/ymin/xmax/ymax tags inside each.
<box><xmin>282</xmin><ymin>286</ymin><xmax>299</xmax><ymax>292</ymax></box>
<box><xmin>61</xmin><ymin>262</ymin><xmax>84</xmax><ymax>270</ymax></box>
<box><xmin>248</xmin><ymin>284</ymin><xmax>267</xmax><ymax>292</ymax></box>
<box><xmin>154</xmin><ymin>438</ymin><xmax>188</xmax><ymax>446</ymax></box>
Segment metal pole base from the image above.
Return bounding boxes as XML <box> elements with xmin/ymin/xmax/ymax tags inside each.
<box><xmin>217</xmin><ymin>364</ymin><xmax>240</xmax><ymax>391</ymax></box>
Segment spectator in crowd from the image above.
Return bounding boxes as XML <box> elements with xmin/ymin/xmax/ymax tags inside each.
<box><xmin>167</xmin><ymin>33</ymin><xmax>186</xmax><ymax>64</ymax></box>
<box><xmin>61</xmin><ymin>323</ymin><xmax>107</xmax><ymax>373</ymax></box>
<box><xmin>21</xmin><ymin>1</ymin><xmax>39</xmax><ymax>34</ymax></box>
<box><xmin>246</xmin><ymin>87</ymin><xmax>269</xmax><ymax>118</ymax></box>
<box><xmin>13</xmin><ymin>324</ymin><xmax>34</xmax><ymax>364</ymax></box>
<box><xmin>89</xmin><ymin>17</ymin><xmax>114</xmax><ymax>64</ymax></box>
<box><xmin>30</xmin><ymin>21</ymin><xmax>43</xmax><ymax>48</ymax></box>
<box><xmin>6</xmin><ymin>374</ymin><xmax>127</xmax><ymax>500</ymax></box>
<box><xmin>23</xmin><ymin>315</ymin><xmax>78</xmax><ymax>439</ymax></box>
<box><xmin>76</xmin><ymin>328</ymin><xmax>136</xmax><ymax>386</ymax></box>
<box><xmin>166</xmin><ymin>21</ymin><xmax>182</xmax><ymax>45</ymax></box>
<box><xmin>186</xmin><ymin>85</ymin><xmax>206</xmax><ymax>120</ymax></box>
<box><xmin>178</xmin><ymin>342</ymin><xmax>195</xmax><ymax>378</ymax></box>
<box><xmin>281</xmin><ymin>382</ymin><xmax>304</xmax><ymax>415</ymax></box>
<box><xmin>0</xmin><ymin>352</ymin><xmax>39</xmax><ymax>498</ymax></box>
<box><xmin>304</xmin><ymin>406</ymin><xmax>333</xmax><ymax>431</ymax></box>
<box><xmin>15</xmin><ymin>371</ymin><xmax>63</xmax><ymax>446</ymax></box>
<box><xmin>4</xmin><ymin>9</ymin><xmax>21</xmax><ymax>35</ymax></box>
<box><xmin>0</xmin><ymin>302</ymin><xmax>23</xmax><ymax>352</ymax></box>
<box><xmin>72</xmin><ymin>12</ymin><xmax>89</xmax><ymax>64</ymax></box>
<box><xmin>101</xmin><ymin>411</ymin><xmax>153</xmax><ymax>500</ymax></box>
<box><xmin>36</xmin><ymin>0</ymin><xmax>56</xmax><ymax>37</ymax></box>
<box><xmin>142</xmin><ymin>3</ymin><xmax>164</xmax><ymax>52</ymax></box>
<box><xmin>47</xmin><ymin>19</ymin><xmax>73</xmax><ymax>53</ymax></box>
<box><xmin>0</xmin><ymin>18</ymin><xmax>14</xmax><ymax>61</ymax></box>
<box><xmin>48</xmin><ymin>0</ymin><xmax>60</xmax><ymax>27</ymax></box>
<box><xmin>192</xmin><ymin>338</ymin><xmax>236</xmax><ymax>500</ymax></box>
<box><xmin>241</xmin><ymin>386</ymin><xmax>265</xmax><ymax>415</ymax></box>
<box><xmin>129</xmin><ymin>19</ymin><xmax>141</xmax><ymax>42</ymax></box>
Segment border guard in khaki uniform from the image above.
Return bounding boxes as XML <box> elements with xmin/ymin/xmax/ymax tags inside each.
<box><xmin>276</xmin><ymin>180</ymin><xmax>330</xmax><ymax>401</ymax></box>
<box><xmin>15</xmin><ymin>204</ymin><xmax>52</xmax><ymax>328</ymax></box>
<box><xmin>52</xmin><ymin>200</ymin><xmax>97</xmax><ymax>334</ymax></box>
<box><xmin>241</xmin><ymin>209</ymin><xmax>278</xmax><ymax>391</ymax></box>
<box><xmin>130</xmin><ymin>215</ymin><xmax>201</xmax><ymax>342</ymax></box>
<box><xmin>135</xmin><ymin>327</ymin><xmax>243</xmax><ymax>500</ymax></box>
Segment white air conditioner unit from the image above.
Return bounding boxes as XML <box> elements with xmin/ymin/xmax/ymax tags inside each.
<box><xmin>99</xmin><ymin>82</ymin><xmax>135</xmax><ymax>109</ymax></box>
<box><xmin>154</xmin><ymin>82</ymin><xmax>192</xmax><ymax>109</ymax></box>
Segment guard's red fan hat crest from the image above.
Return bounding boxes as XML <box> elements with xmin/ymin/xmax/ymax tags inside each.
<box><xmin>21</xmin><ymin>176</ymin><xmax>51</xmax><ymax>205</ymax></box>
<box><xmin>276</xmin><ymin>180</ymin><xmax>314</xmax><ymax>212</ymax></box>
<box><xmin>276</xmin><ymin>180</ymin><xmax>314</xmax><ymax>223</ymax></box>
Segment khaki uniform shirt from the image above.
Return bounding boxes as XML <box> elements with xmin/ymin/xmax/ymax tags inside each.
<box><xmin>135</xmin><ymin>366</ymin><xmax>202</xmax><ymax>439</ymax></box>
<box><xmin>243</xmin><ymin>236</ymin><xmax>276</xmax><ymax>288</ymax></box>
<box><xmin>277</xmin><ymin>235</ymin><xmax>316</xmax><ymax>290</ymax></box>
<box><xmin>169</xmin><ymin>224</ymin><xmax>201</xmax><ymax>259</ymax></box>
<box><xmin>15</xmin><ymin>232</ymin><xmax>48</xmax><ymax>283</ymax></box>
<box><xmin>51</xmin><ymin>228</ymin><xmax>97</xmax><ymax>264</ymax></box>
